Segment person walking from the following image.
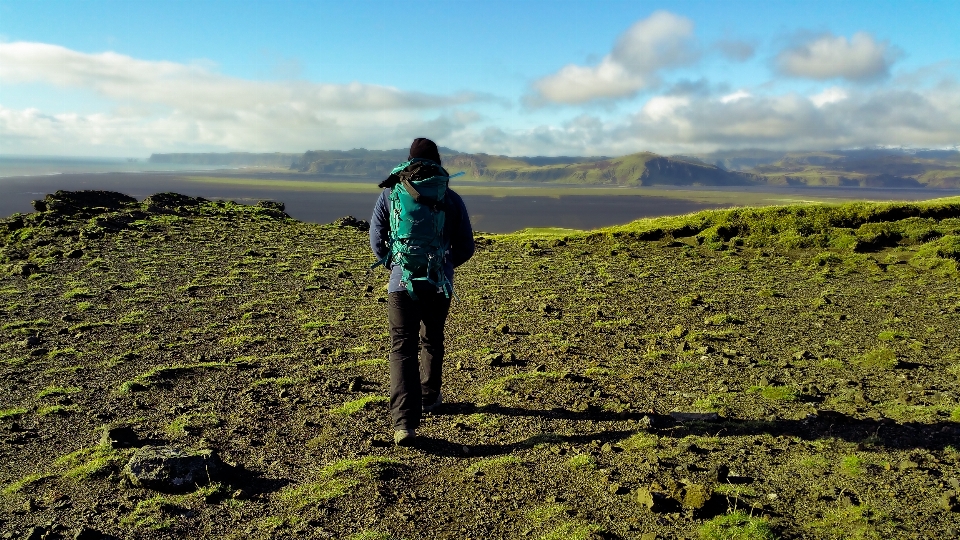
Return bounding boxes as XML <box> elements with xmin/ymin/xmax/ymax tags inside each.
<box><xmin>370</xmin><ymin>138</ymin><xmax>475</xmax><ymax>446</ymax></box>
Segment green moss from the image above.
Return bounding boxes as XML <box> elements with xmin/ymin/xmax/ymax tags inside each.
<box><xmin>480</xmin><ymin>371</ymin><xmax>563</xmax><ymax>396</ymax></box>
<box><xmin>37</xmin><ymin>404</ymin><xmax>80</xmax><ymax>416</ymax></box>
<box><xmin>36</xmin><ymin>385</ymin><xmax>81</xmax><ymax>399</ymax></box>
<box><xmin>699</xmin><ymin>511</ymin><xmax>777</xmax><ymax>540</ymax></box>
<box><xmin>466</xmin><ymin>456</ymin><xmax>523</xmax><ymax>475</ymax></box>
<box><xmin>0</xmin><ymin>407</ymin><xmax>27</xmax><ymax>420</ymax></box>
<box><xmin>810</xmin><ymin>504</ymin><xmax>885</xmax><ymax>539</ymax></box>
<box><xmin>249</xmin><ymin>376</ymin><xmax>299</xmax><ymax>388</ymax></box>
<box><xmin>3</xmin><ymin>472</ymin><xmax>50</xmax><ymax>495</ymax></box>
<box><xmin>858</xmin><ymin>348</ymin><xmax>897</xmax><ymax>370</ymax></box>
<box><xmin>751</xmin><ymin>385</ymin><xmax>797</xmax><ymax>401</ymax></box>
<box><xmin>1</xmin><ymin>318</ymin><xmax>51</xmax><ymax>331</ymax></box>
<box><xmin>620</xmin><ymin>432</ymin><xmax>658</xmax><ymax>452</ymax></box>
<box><xmin>275</xmin><ymin>457</ymin><xmax>400</xmax><ymax>515</ymax></box>
<box><xmin>166</xmin><ymin>412</ymin><xmax>219</xmax><ymax>437</ymax></box>
<box><xmin>55</xmin><ymin>443</ymin><xmax>132</xmax><ymax>480</ymax></box>
<box><xmin>840</xmin><ymin>454</ymin><xmax>864</xmax><ymax>477</ymax></box>
<box><xmin>565</xmin><ymin>454</ymin><xmax>596</xmax><ymax>470</ymax></box>
<box><xmin>330</xmin><ymin>395</ymin><xmax>388</xmax><ymax>416</ymax></box>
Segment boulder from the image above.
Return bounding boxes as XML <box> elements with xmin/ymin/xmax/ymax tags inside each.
<box><xmin>333</xmin><ymin>216</ymin><xmax>369</xmax><ymax>231</ymax></box>
<box><xmin>142</xmin><ymin>193</ymin><xmax>208</xmax><ymax>213</ymax></box>
<box><xmin>39</xmin><ymin>191</ymin><xmax>137</xmax><ymax>216</ymax></box>
<box><xmin>124</xmin><ymin>446</ymin><xmax>223</xmax><ymax>491</ymax></box>
<box><xmin>256</xmin><ymin>200</ymin><xmax>285</xmax><ymax>211</ymax></box>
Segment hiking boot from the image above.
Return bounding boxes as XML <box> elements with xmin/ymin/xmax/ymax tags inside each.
<box><xmin>422</xmin><ymin>393</ymin><xmax>443</xmax><ymax>413</ymax></box>
<box><xmin>394</xmin><ymin>429</ymin><xmax>417</xmax><ymax>447</ymax></box>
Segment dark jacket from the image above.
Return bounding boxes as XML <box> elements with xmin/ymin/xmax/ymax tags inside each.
<box><xmin>370</xmin><ymin>187</ymin><xmax>475</xmax><ymax>294</ymax></box>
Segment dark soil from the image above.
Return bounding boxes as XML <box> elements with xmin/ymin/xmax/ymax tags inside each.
<box><xmin>1</xmin><ymin>191</ymin><xmax>959</xmax><ymax>539</ymax></box>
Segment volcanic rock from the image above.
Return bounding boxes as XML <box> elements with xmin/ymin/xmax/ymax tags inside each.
<box><xmin>124</xmin><ymin>446</ymin><xmax>223</xmax><ymax>491</ymax></box>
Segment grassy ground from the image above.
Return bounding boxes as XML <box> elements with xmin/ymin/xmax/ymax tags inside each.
<box><xmin>1</xmin><ymin>192</ymin><xmax>959</xmax><ymax>539</ymax></box>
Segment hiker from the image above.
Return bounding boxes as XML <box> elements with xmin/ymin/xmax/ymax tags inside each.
<box><xmin>370</xmin><ymin>138</ymin><xmax>475</xmax><ymax>446</ymax></box>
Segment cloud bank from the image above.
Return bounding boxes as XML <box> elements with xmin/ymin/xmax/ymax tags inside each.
<box><xmin>0</xmin><ymin>42</ymin><xmax>490</xmax><ymax>153</ymax></box>
<box><xmin>776</xmin><ymin>32</ymin><xmax>898</xmax><ymax>82</ymax></box>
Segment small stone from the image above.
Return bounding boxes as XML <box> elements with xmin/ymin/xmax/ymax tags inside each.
<box><xmin>23</xmin><ymin>498</ymin><xmax>37</xmax><ymax>512</ymax></box>
<box><xmin>65</xmin><ymin>249</ymin><xmax>83</xmax><ymax>259</ymax></box>
<box><xmin>640</xmin><ymin>534</ymin><xmax>658</xmax><ymax>540</ymax></box>
<box><xmin>635</xmin><ymin>487</ymin><xmax>666</xmax><ymax>512</ymax></box>
<box><xmin>682</xmin><ymin>483</ymin><xmax>711</xmax><ymax>510</ymax></box>
<box><xmin>608</xmin><ymin>482</ymin><xmax>629</xmax><ymax>495</ymax></box>
<box><xmin>455</xmin><ymin>361</ymin><xmax>464</xmax><ymax>370</ymax></box>
<box><xmin>232</xmin><ymin>489</ymin><xmax>247</xmax><ymax>500</ymax></box>
<box><xmin>938</xmin><ymin>491</ymin><xmax>958</xmax><ymax>512</ymax></box>
<box><xmin>484</xmin><ymin>353</ymin><xmax>504</xmax><ymax>367</ymax></box>
<box><xmin>100</xmin><ymin>425</ymin><xmax>139</xmax><ymax>449</ymax></box>
<box><xmin>709</xmin><ymin>464</ymin><xmax>729</xmax><ymax>483</ymax></box>
<box><xmin>23</xmin><ymin>336</ymin><xmax>41</xmax><ymax>347</ymax></box>
<box><xmin>348</xmin><ymin>377</ymin><xmax>363</xmax><ymax>392</ymax></box>
<box><xmin>637</xmin><ymin>415</ymin><xmax>654</xmax><ymax>430</ymax></box>
<box><xmin>898</xmin><ymin>460</ymin><xmax>919</xmax><ymax>470</ymax></box>
<box><xmin>496</xmin><ymin>323</ymin><xmax>510</xmax><ymax>334</ymax></box>
<box><xmin>794</xmin><ymin>350</ymin><xmax>814</xmax><ymax>360</ymax></box>
<box><xmin>601</xmin><ymin>442</ymin><xmax>613</xmax><ymax>453</ymax></box>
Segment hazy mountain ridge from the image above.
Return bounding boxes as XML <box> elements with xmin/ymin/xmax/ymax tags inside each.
<box><xmin>149</xmin><ymin>147</ymin><xmax>960</xmax><ymax>188</ymax></box>
<box><xmin>148</xmin><ymin>152</ymin><xmax>301</xmax><ymax>167</ymax></box>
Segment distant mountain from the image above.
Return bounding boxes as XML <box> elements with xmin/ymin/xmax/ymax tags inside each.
<box><xmin>288</xmin><ymin>148</ymin><xmax>461</xmax><ymax>175</ymax></box>
<box><xmin>688</xmin><ymin>148</ymin><xmax>960</xmax><ymax>188</ymax></box>
<box><xmin>148</xmin><ymin>152</ymin><xmax>300</xmax><ymax>167</ymax></box>
<box><xmin>151</xmin><ymin>147</ymin><xmax>960</xmax><ymax>188</ymax></box>
<box><xmin>443</xmin><ymin>151</ymin><xmax>754</xmax><ymax>186</ymax></box>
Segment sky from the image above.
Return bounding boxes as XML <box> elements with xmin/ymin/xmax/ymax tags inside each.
<box><xmin>1</xmin><ymin>0</ymin><xmax>959</xmax><ymax>157</ymax></box>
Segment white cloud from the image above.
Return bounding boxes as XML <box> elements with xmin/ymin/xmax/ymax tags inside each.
<box><xmin>810</xmin><ymin>87</ymin><xmax>848</xmax><ymax>107</ymax></box>
<box><xmin>720</xmin><ymin>90</ymin><xmax>751</xmax><ymax>104</ymax></box>
<box><xmin>447</xmin><ymin>81</ymin><xmax>960</xmax><ymax>156</ymax></box>
<box><xmin>640</xmin><ymin>96</ymin><xmax>690</xmax><ymax>121</ymax></box>
<box><xmin>776</xmin><ymin>32</ymin><xmax>897</xmax><ymax>82</ymax></box>
<box><xmin>0</xmin><ymin>42</ymin><xmax>490</xmax><ymax>154</ymax></box>
<box><xmin>531</xmin><ymin>11</ymin><xmax>697</xmax><ymax>104</ymax></box>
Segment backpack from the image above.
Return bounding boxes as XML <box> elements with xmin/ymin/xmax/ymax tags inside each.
<box><xmin>371</xmin><ymin>159</ymin><xmax>464</xmax><ymax>299</ymax></box>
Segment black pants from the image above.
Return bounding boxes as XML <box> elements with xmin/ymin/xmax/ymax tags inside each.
<box><xmin>388</xmin><ymin>284</ymin><xmax>451</xmax><ymax>430</ymax></box>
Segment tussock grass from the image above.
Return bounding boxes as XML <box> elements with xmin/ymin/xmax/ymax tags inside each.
<box><xmin>274</xmin><ymin>457</ymin><xmax>400</xmax><ymax>517</ymax></box>
<box><xmin>330</xmin><ymin>395</ymin><xmax>388</xmax><ymax>416</ymax></box>
<box><xmin>858</xmin><ymin>348</ymin><xmax>898</xmax><ymax>369</ymax></box>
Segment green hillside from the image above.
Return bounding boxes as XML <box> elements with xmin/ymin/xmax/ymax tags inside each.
<box><xmin>446</xmin><ymin>152</ymin><xmax>755</xmax><ymax>186</ymax></box>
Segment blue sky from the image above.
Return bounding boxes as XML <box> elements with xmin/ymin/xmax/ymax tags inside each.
<box><xmin>1</xmin><ymin>0</ymin><xmax>958</xmax><ymax>156</ymax></box>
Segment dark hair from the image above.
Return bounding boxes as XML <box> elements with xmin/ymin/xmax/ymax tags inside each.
<box><xmin>408</xmin><ymin>138</ymin><xmax>441</xmax><ymax>164</ymax></box>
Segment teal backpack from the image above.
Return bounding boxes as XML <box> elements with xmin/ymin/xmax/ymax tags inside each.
<box><xmin>371</xmin><ymin>158</ymin><xmax>464</xmax><ymax>299</ymax></box>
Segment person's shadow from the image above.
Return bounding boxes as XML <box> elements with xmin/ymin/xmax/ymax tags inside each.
<box><xmin>410</xmin><ymin>401</ymin><xmax>960</xmax><ymax>457</ymax></box>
